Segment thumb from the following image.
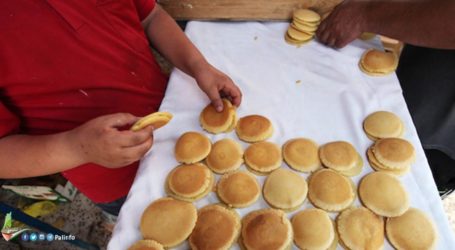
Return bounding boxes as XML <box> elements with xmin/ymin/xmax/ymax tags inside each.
<box><xmin>207</xmin><ymin>88</ymin><xmax>224</xmax><ymax>112</ymax></box>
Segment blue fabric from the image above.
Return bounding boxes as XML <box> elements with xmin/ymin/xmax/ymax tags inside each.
<box><xmin>95</xmin><ymin>196</ymin><xmax>126</xmax><ymax>216</ymax></box>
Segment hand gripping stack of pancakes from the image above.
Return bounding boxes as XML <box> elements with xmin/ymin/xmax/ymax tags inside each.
<box><xmin>130</xmin><ymin>102</ymin><xmax>437</xmax><ymax>250</ymax></box>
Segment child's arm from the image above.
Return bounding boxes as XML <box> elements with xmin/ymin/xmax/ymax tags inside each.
<box><xmin>0</xmin><ymin>113</ymin><xmax>154</xmax><ymax>178</ymax></box>
<box><xmin>141</xmin><ymin>5</ymin><xmax>242</xmax><ymax>112</ymax></box>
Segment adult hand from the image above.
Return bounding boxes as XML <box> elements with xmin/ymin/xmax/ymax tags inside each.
<box><xmin>69</xmin><ymin>113</ymin><xmax>154</xmax><ymax>168</ymax></box>
<box><xmin>195</xmin><ymin>64</ymin><xmax>242</xmax><ymax>112</ymax></box>
<box><xmin>316</xmin><ymin>0</ymin><xmax>369</xmax><ymax>48</ymax></box>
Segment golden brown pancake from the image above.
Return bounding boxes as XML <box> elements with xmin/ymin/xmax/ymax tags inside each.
<box><xmin>263</xmin><ymin>168</ymin><xmax>307</xmax><ymax>211</ymax></box>
<box><xmin>282</xmin><ymin>138</ymin><xmax>321</xmax><ymax>172</ymax></box>
<box><xmin>359</xmin><ymin>49</ymin><xmax>398</xmax><ymax>76</ymax></box>
<box><xmin>359</xmin><ymin>172</ymin><xmax>409</xmax><ymax>217</ymax></box>
<box><xmin>293</xmin><ymin>9</ymin><xmax>321</xmax><ymax>23</ymax></box>
<box><xmin>319</xmin><ymin>141</ymin><xmax>359</xmax><ymax>171</ymax></box>
<box><xmin>363</xmin><ymin>111</ymin><xmax>403</xmax><ymax>140</ymax></box>
<box><xmin>337</xmin><ymin>207</ymin><xmax>384</xmax><ymax>250</ymax></box>
<box><xmin>386</xmin><ymin>208</ymin><xmax>437</xmax><ymax>250</ymax></box>
<box><xmin>338</xmin><ymin>154</ymin><xmax>363</xmax><ymax>177</ymax></box>
<box><xmin>287</xmin><ymin>26</ymin><xmax>313</xmax><ymax>41</ymax></box>
<box><xmin>241</xmin><ymin>209</ymin><xmax>293</xmax><ymax>250</ymax></box>
<box><xmin>128</xmin><ymin>240</ymin><xmax>164</xmax><ymax>250</ymax></box>
<box><xmin>292</xmin><ymin>208</ymin><xmax>334</xmax><ymax>250</ymax></box>
<box><xmin>244</xmin><ymin>141</ymin><xmax>282</xmax><ymax>175</ymax></box>
<box><xmin>235</xmin><ymin>115</ymin><xmax>273</xmax><ymax>142</ymax></box>
<box><xmin>165</xmin><ymin>163</ymin><xmax>214</xmax><ymax>202</ymax></box>
<box><xmin>131</xmin><ymin>112</ymin><xmax>173</xmax><ymax>132</ymax></box>
<box><xmin>140</xmin><ymin>198</ymin><xmax>197</xmax><ymax>248</ymax></box>
<box><xmin>328</xmin><ymin>220</ymin><xmax>339</xmax><ymax>250</ymax></box>
<box><xmin>285</xmin><ymin>33</ymin><xmax>311</xmax><ymax>46</ymax></box>
<box><xmin>359</xmin><ymin>32</ymin><xmax>376</xmax><ymax>41</ymax></box>
<box><xmin>373</xmin><ymin>138</ymin><xmax>415</xmax><ymax>169</ymax></box>
<box><xmin>206</xmin><ymin>138</ymin><xmax>243</xmax><ymax>174</ymax></box>
<box><xmin>189</xmin><ymin>204</ymin><xmax>240</xmax><ymax>250</ymax></box>
<box><xmin>200</xmin><ymin>99</ymin><xmax>237</xmax><ymax>134</ymax></box>
<box><xmin>367</xmin><ymin>147</ymin><xmax>410</xmax><ymax>176</ymax></box>
<box><xmin>291</xmin><ymin>21</ymin><xmax>318</xmax><ymax>33</ymax></box>
<box><xmin>174</xmin><ymin>131</ymin><xmax>211</xmax><ymax>164</ymax></box>
<box><xmin>217</xmin><ymin>171</ymin><xmax>260</xmax><ymax>208</ymax></box>
<box><xmin>308</xmin><ymin>169</ymin><xmax>355</xmax><ymax>212</ymax></box>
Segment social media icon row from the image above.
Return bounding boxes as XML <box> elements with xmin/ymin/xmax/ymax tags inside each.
<box><xmin>21</xmin><ymin>232</ymin><xmax>54</xmax><ymax>242</ymax></box>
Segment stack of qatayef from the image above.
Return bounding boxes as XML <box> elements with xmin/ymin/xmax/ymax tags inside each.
<box><xmin>367</xmin><ymin>137</ymin><xmax>415</xmax><ymax>176</ymax></box>
<box><xmin>285</xmin><ymin>9</ymin><xmax>321</xmax><ymax>46</ymax></box>
<box><xmin>165</xmin><ymin>163</ymin><xmax>214</xmax><ymax>202</ymax></box>
<box><xmin>359</xmin><ymin>49</ymin><xmax>398</xmax><ymax>76</ymax></box>
<box><xmin>319</xmin><ymin>141</ymin><xmax>363</xmax><ymax>177</ymax></box>
<box><xmin>200</xmin><ymin>99</ymin><xmax>237</xmax><ymax>134</ymax></box>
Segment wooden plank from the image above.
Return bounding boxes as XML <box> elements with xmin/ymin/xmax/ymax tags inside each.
<box><xmin>157</xmin><ymin>0</ymin><xmax>342</xmax><ymax>21</ymax></box>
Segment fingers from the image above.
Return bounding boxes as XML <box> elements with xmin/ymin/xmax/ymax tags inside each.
<box><xmin>335</xmin><ymin>38</ymin><xmax>349</xmax><ymax>49</ymax></box>
<box><xmin>105</xmin><ymin>113</ymin><xmax>139</xmax><ymax>128</ymax></box>
<box><xmin>118</xmin><ymin>125</ymin><xmax>154</xmax><ymax>147</ymax></box>
<box><xmin>316</xmin><ymin>20</ymin><xmax>328</xmax><ymax>39</ymax></box>
<box><xmin>206</xmin><ymin>86</ymin><xmax>224</xmax><ymax>112</ymax></box>
<box><xmin>328</xmin><ymin>35</ymin><xmax>337</xmax><ymax>48</ymax></box>
<box><xmin>122</xmin><ymin>137</ymin><xmax>154</xmax><ymax>162</ymax></box>
<box><xmin>221</xmin><ymin>84</ymin><xmax>242</xmax><ymax>107</ymax></box>
<box><xmin>316</xmin><ymin>21</ymin><xmax>331</xmax><ymax>45</ymax></box>
<box><xmin>197</xmin><ymin>66</ymin><xmax>243</xmax><ymax>111</ymax></box>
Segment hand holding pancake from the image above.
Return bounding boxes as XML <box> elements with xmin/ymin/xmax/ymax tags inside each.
<box><xmin>70</xmin><ymin>113</ymin><xmax>154</xmax><ymax>168</ymax></box>
<box><xmin>194</xmin><ymin>64</ymin><xmax>242</xmax><ymax>112</ymax></box>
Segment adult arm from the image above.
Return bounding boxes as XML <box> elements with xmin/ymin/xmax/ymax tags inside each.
<box><xmin>317</xmin><ymin>0</ymin><xmax>455</xmax><ymax>49</ymax></box>
<box><xmin>141</xmin><ymin>5</ymin><xmax>242</xmax><ymax>111</ymax></box>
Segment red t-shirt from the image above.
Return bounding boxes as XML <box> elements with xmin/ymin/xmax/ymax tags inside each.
<box><xmin>0</xmin><ymin>0</ymin><xmax>168</xmax><ymax>203</ymax></box>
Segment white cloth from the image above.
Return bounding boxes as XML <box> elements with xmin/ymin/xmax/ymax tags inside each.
<box><xmin>108</xmin><ymin>21</ymin><xmax>455</xmax><ymax>250</ymax></box>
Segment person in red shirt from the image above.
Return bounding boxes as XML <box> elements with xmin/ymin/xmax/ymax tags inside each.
<box><xmin>0</xmin><ymin>0</ymin><xmax>242</xmax><ymax>215</ymax></box>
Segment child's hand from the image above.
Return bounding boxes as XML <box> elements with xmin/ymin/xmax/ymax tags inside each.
<box><xmin>195</xmin><ymin>64</ymin><xmax>242</xmax><ymax>112</ymax></box>
<box><xmin>69</xmin><ymin>113</ymin><xmax>154</xmax><ymax>168</ymax></box>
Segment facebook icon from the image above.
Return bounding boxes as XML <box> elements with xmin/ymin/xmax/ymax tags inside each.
<box><xmin>21</xmin><ymin>232</ymin><xmax>29</xmax><ymax>241</ymax></box>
